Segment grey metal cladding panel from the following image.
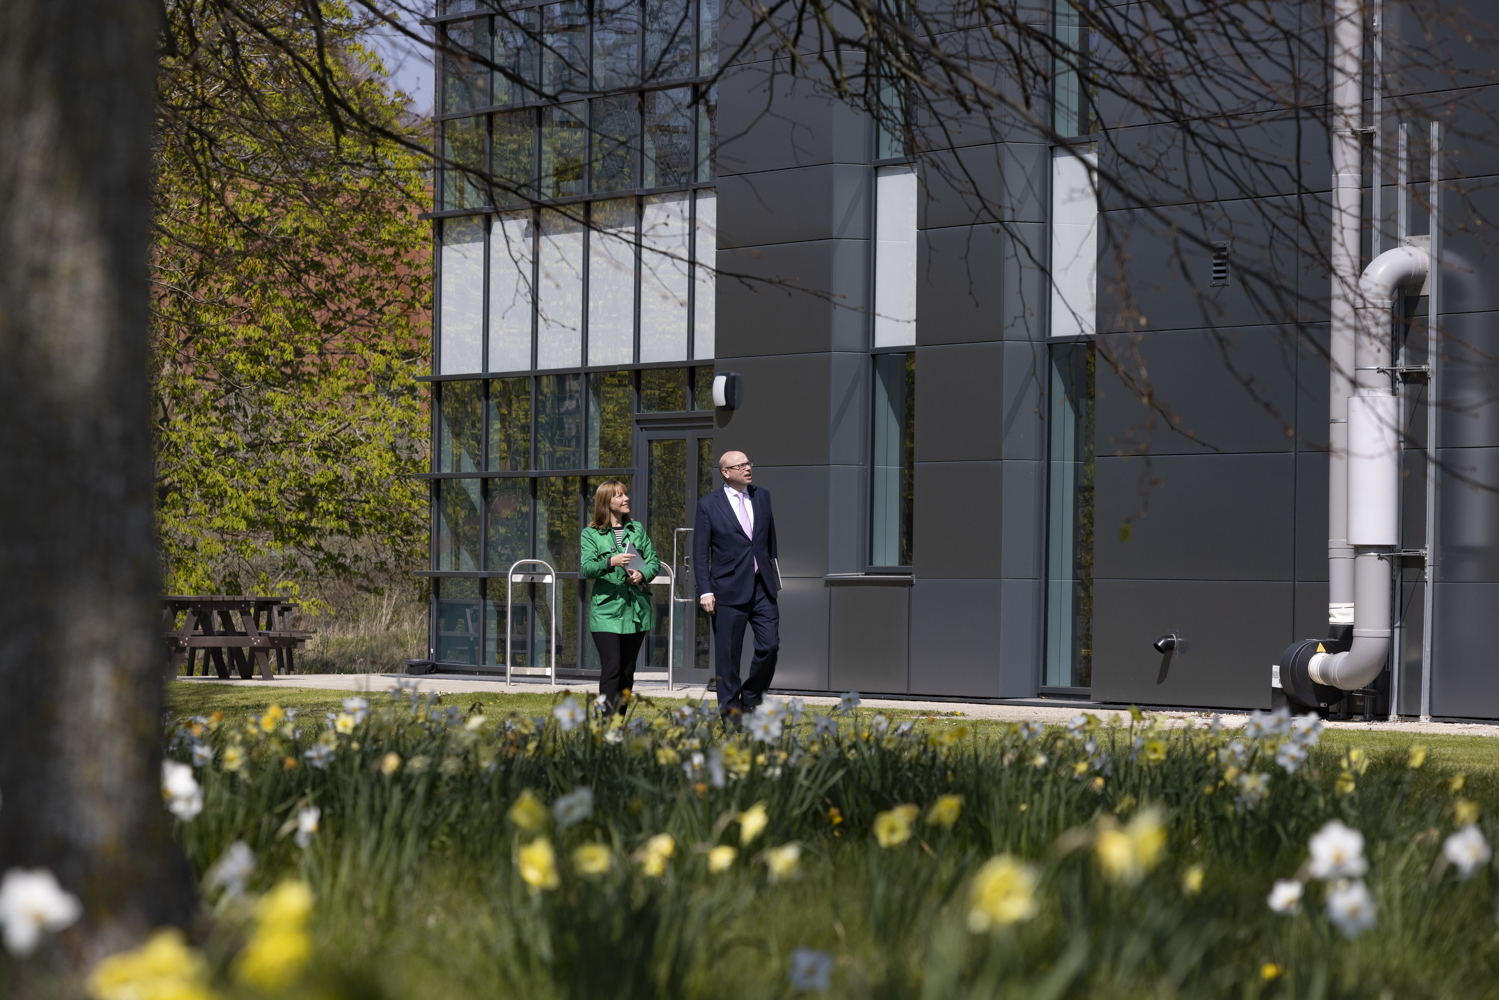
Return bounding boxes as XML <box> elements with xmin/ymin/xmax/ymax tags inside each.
<box><xmin>1430</xmin><ymin>583</ymin><xmax>1499</xmax><ymax>719</ymax></box>
<box><xmin>717</xmin><ymin>61</ymin><xmax>872</xmax><ymax>174</ymax></box>
<box><xmin>916</xmin><ymin>226</ymin><xmax>1005</xmax><ymax>345</ymax></box>
<box><xmin>912</xmin><ymin>461</ymin><xmax>1004</xmax><ymax>578</ymax></box>
<box><xmin>1093</xmin><ymin>327</ymin><xmax>1298</xmax><ymax>457</ymax></box>
<box><xmin>920</xmin><ymin>143</ymin><xmax>1046</xmax><ymax>229</ymax></box>
<box><xmin>1402</xmin><ymin>85</ymin><xmax>1499</xmax><ymax>183</ymax></box>
<box><xmin>1093</xmin><ymin>454</ymin><xmax>1295</xmax><ymax>582</ymax></box>
<box><xmin>769</xmin><ymin>576</ymin><xmax>831</xmax><ymax>692</ymax></box>
<box><xmin>709</xmin><ymin>353</ymin><xmax>831</xmax><ymax>464</ymax></box>
<box><xmin>1296</xmin><ymin>193</ymin><xmax>1332</xmax><ymax>326</ymax></box>
<box><xmin>1386</xmin><ymin>4</ymin><xmax>1499</xmax><ymax>97</ymax></box>
<box><xmin>827</xmin><ymin>463</ymin><xmax>863</xmax><ymax>575</ymax></box>
<box><xmin>1396</xmin><ymin>580</ymin><xmax>1425</xmax><ymax>717</ymax></box>
<box><xmin>909</xmin><ymin>578</ymin><xmax>1004</xmax><ymax>697</ymax></box>
<box><xmin>828</xmin><ymin>352</ymin><xmax>867</xmax><ymax>467</ymax></box>
<box><xmin>914</xmin><ymin>343</ymin><xmax>1005</xmax><ymax>462</ymax></box>
<box><xmin>745</xmin><ymin>464</ymin><xmax>831</xmax><ymax>579</ymax></box>
<box><xmin>829</xmin><ymin>585</ymin><xmax>909</xmax><ymax>694</ymax></box>
<box><xmin>1001</xmin><ymin>460</ymin><xmax>1044</xmax><ymax>580</ymax></box>
<box><xmin>1440</xmin><ymin>180</ymin><xmax>1499</xmax><ymax>317</ymax></box>
<box><xmin>1293</xmin><ymin>580</ymin><xmax>1329</xmax><ymax>640</ymax></box>
<box><xmin>1003</xmin><ymin>341</ymin><xmax>1047</xmax><ymax>461</ymax></box>
<box><xmin>1295</xmin><ymin>449</ymin><xmax>1329</xmax><ymax>583</ymax></box>
<box><xmin>1096</xmin><ymin>198</ymin><xmax>1301</xmax><ymax>336</ymax></box>
<box><xmin>1090</xmin><ymin>580</ymin><xmax>1288</xmax><ymax>709</ymax></box>
<box><xmin>1001</xmin><ymin>222</ymin><xmax>1047</xmax><ymax>341</ymax></box>
<box><xmin>1437</xmin><ymin>446</ymin><xmax>1499</xmax><ymax>583</ymax></box>
<box><xmin>716</xmin><ymin>241</ymin><xmax>868</xmax><ymax>357</ymax></box>
<box><xmin>999</xmin><ymin>578</ymin><xmax>1042</xmax><ymax>696</ymax></box>
<box><xmin>718</xmin><ymin>164</ymin><xmax>870</xmax><ymax>249</ymax></box>
<box><xmin>1295</xmin><ymin>323</ymin><xmax>1331</xmax><ymax>448</ymax></box>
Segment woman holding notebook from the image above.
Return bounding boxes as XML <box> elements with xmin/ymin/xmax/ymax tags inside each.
<box><xmin>580</xmin><ymin>480</ymin><xmax>660</xmax><ymax>716</ymax></box>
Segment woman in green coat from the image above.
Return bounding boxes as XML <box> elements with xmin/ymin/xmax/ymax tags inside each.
<box><xmin>581</xmin><ymin>480</ymin><xmax>661</xmax><ymax>715</ymax></box>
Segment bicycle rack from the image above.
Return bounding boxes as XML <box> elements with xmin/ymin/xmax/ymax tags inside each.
<box><xmin>655</xmin><ymin>563</ymin><xmax>677</xmax><ymax>693</ymax></box>
<box><xmin>670</xmin><ymin>527</ymin><xmax>698</xmax><ymax>693</ymax></box>
<box><xmin>505</xmin><ymin>559</ymin><xmax>557</xmax><ymax>690</ymax></box>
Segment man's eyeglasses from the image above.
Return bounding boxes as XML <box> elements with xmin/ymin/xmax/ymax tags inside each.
<box><xmin>723</xmin><ymin>462</ymin><xmax>753</xmax><ymax>472</ymax></box>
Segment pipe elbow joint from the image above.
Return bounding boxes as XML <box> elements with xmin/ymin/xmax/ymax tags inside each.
<box><xmin>1308</xmin><ymin>635</ymin><xmax>1389</xmax><ymax>691</ymax></box>
<box><xmin>1359</xmin><ymin>245</ymin><xmax>1428</xmax><ymax>301</ymax></box>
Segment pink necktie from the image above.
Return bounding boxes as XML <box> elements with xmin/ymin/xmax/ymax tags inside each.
<box><xmin>734</xmin><ymin>493</ymin><xmax>758</xmax><ymax>571</ymax></box>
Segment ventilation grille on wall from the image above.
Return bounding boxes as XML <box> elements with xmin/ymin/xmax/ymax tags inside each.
<box><xmin>1211</xmin><ymin>241</ymin><xmax>1231</xmax><ymax>286</ymax></box>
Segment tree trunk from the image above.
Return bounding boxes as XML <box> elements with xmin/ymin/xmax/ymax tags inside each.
<box><xmin>0</xmin><ymin>0</ymin><xmax>194</xmax><ymax>962</ymax></box>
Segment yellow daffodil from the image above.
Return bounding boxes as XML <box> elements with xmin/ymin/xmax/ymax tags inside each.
<box><xmin>926</xmin><ymin>795</ymin><xmax>963</xmax><ymax>828</ymax></box>
<box><xmin>656</xmin><ymin>746</ymin><xmax>681</xmax><ymax>766</ymax></box>
<box><xmin>707</xmin><ymin>845</ymin><xmax>737</xmax><ymax>873</ymax></box>
<box><xmin>222</xmin><ymin>745</ymin><xmax>245</xmax><ymax>773</ymax></box>
<box><xmin>1142</xmin><ymin>740</ymin><xmax>1167</xmax><ymax>764</ymax></box>
<box><xmin>259</xmin><ymin>705</ymin><xmax>285</xmax><ymax>733</ymax></box>
<box><xmin>379</xmin><ymin>752</ymin><xmax>401</xmax><ymax>775</ymax></box>
<box><xmin>1181</xmin><ymin>864</ymin><xmax>1205</xmax><ymax>896</ymax></box>
<box><xmin>508</xmin><ymin>790</ymin><xmax>548</xmax><ymax>831</ymax></box>
<box><xmin>739</xmin><ymin>802</ymin><xmax>769</xmax><ymax>845</ymax></box>
<box><xmin>966</xmin><ymin>855</ymin><xmax>1039</xmax><ymax>932</ymax></box>
<box><xmin>573</xmin><ymin>844</ymin><xmax>612</xmax><ymax>877</ymax></box>
<box><xmin>1343</xmin><ymin>748</ymin><xmax>1370</xmax><ymax>776</ymax></box>
<box><xmin>827</xmin><ymin>806</ymin><xmax>844</xmax><ymax>827</ymax></box>
<box><xmin>636</xmin><ymin>834</ymin><xmax>676</xmax><ymax>876</ymax></box>
<box><xmin>1095</xmin><ymin>807</ymin><xmax>1166</xmax><ymax>885</ymax></box>
<box><xmin>1261</xmin><ymin>963</ymin><xmax>1284</xmax><ymax>981</ymax></box>
<box><xmin>873</xmin><ymin>805</ymin><xmax>920</xmax><ymax>848</ymax></box>
<box><xmin>518</xmin><ymin>838</ymin><xmax>560</xmax><ymax>891</ymax></box>
<box><xmin>1408</xmin><ymin>744</ymin><xmax>1428</xmax><ymax>769</ymax></box>
<box><xmin>87</xmin><ymin>928</ymin><xmax>214</xmax><ymax>1000</ymax></box>
<box><xmin>334</xmin><ymin>713</ymin><xmax>356</xmax><ymax>735</ymax></box>
<box><xmin>764</xmin><ymin>843</ymin><xmax>801</xmax><ymax>883</ymax></box>
<box><xmin>234</xmin><ymin>881</ymin><xmax>314</xmax><ymax>991</ymax></box>
<box><xmin>1450</xmin><ymin>773</ymin><xmax>1467</xmax><ymax>794</ymax></box>
<box><xmin>1336</xmin><ymin>771</ymin><xmax>1358</xmax><ymax>795</ymax></box>
<box><xmin>1455</xmin><ymin>798</ymin><xmax>1480</xmax><ymax>826</ymax></box>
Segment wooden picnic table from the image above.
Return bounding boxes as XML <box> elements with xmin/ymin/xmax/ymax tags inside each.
<box><xmin>163</xmin><ymin>595</ymin><xmax>311</xmax><ymax>680</ymax></box>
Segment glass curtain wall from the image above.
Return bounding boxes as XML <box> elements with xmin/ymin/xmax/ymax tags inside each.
<box><xmin>1044</xmin><ymin>342</ymin><xmax>1095</xmax><ymax>688</ymax></box>
<box><xmin>871</xmin><ymin>353</ymin><xmax>915</xmax><ymax>568</ymax></box>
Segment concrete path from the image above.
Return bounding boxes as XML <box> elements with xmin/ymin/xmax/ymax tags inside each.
<box><xmin>173</xmin><ymin>672</ymin><xmax>1499</xmax><ymax>738</ymax></box>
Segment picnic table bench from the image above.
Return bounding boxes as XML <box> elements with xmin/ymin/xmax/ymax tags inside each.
<box><xmin>163</xmin><ymin>595</ymin><xmax>312</xmax><ymax>680</ymax></box>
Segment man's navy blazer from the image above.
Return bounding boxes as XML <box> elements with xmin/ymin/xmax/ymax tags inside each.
<box><xmin>692</xmin><ymin>484</ymin><xmax>779</xmax><ymax>605</ymax></box>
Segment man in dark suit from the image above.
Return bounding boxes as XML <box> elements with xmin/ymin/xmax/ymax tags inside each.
<box><xmin>693</xmin><ymin>450</ymin><xmax>780</xmax><ymax>720</ymax></box>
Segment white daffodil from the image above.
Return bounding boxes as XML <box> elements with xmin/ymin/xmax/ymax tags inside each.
<box><xmin>1308</xmin><ymin>820</ymin><xmax>1368</xmax><ymax>880</ymax></box>
<box><xmin>1218</xmin><ymin>740</ymin><xmax>1248</xmax><ymax>764</ymax></box>
<box><xmin>787</xmin><ymin>697</ymin><xmax>806</xmax><ymax>723</ymax></box>
<box><xmin>162</xmin><ymin>761</ymin><xmax>203</xmax><ymax>821</ymax></box>
<box><xmin>1209</xmin><ymin>713</ymin><xmax>1223</xmax><ymax>734</ymax></box>
<box><xmin>205</xmin><ymin>841</ymin><xmax>256</xmax><ymax>897</ymax></box>
<box><xmin>1444</xmin><ymin>825</ymin><xmax>1493</xmax><ymax>880</ymax></box>
<box><xmin>894</xmin><ymin>720</ymin><xmax>915</xmax><ymax>738</ymax></box>
<box><xmin>787</xmin><ymin>947</ymin><xmax>834</xmax><ymax>992</ymax></box>
<box><xmin>672</xmin><ymin>703</ymin><xmax>695</xmax><ymax>725</ymax></box>
<box><xmin>1291</xmin><ymin>712</ymin><xmax>1323</xmax><ymax>746</ymax></box>
<box><xmin>1267</xmin><ymin>878</ymin><xmax>1303</xmax><ymax>916</ymax></box>
<box><xmin>1267</xmin><ymin>706</ymin><xmax>1293</xmax><ymax>736</ymax></box>
<box><xmin>0</xmin><ymin>868</ymin><xmax>82</xmax><ymax>956</ymax></box>
<box><xmin>838</xmin><ymin>692</ymin><xmax>861</xmax><ymax>715</ymax></box>
<box><xmin>813</xmin><ymin>714</ymin><xmax>838</xmax><ymax>739</ymax></box>
<box><xmin>189</xmin><ymin>742</ymin><xmax>213</xmax><ymax>768</ymax></box>
<box><xmin>746</xmin><ymin>708</ymin><xmax>784</xmax><ymax>743</ymax></box>
<box><xmin>1244</xmin><ymin>711</ymin><xmax>1272</xmax><ymax>741</ymax></box>
<box><xmin>1018</xmin><ymin>720</ymin><xmax>1043</xmax><ymax>743</ymax></box>
<box><xmin>295</xmin><ymin>806</ymin><xmax>321</xmax><ymax>848</ymax></box>
<box><xmin>707</xmin><ymin>748</ymin><xmax>727</xmax><ymax>789</ymax></box>
<box><xmin>870</xmin><ymin>714</ymin><xmax>890</xmax><ymax>736</ymax></box>
<box><xmin>304</xmin><ymin>741</ymin><xmax>335</xmax><ymax>770</ymax></box>
<box><xmin>1066</xmin><ymin>714</ymin><xmax>1089</xmax><ymax>739</ymax></box>
<box><xmin>553</xmin><ymin>697</ymin><xmax>584</xmax><ymax>732</ymax></box>
<box><xmin>1326</xmin><ymin>880</ymin><xmax>1377</xmax><ymax>938</ymax></box>
<box><xmin>1275</xmin><ymin>741</ymin><xmax>1308</xmax><ymax>775</ymax></box>
<box><xmin>342</xmin><ymin>696</ymin><xmax>369</xmax><ymax>724</ymax></box>
<box><xmin>553</xmin><ymin>787</ymin><xmax>595</xmax><ymax>829</ymax></box>
<box><xmin>1235</xmin><ymin>772</ymin><xmax>1271</xmax><ymax>811</ymax></box>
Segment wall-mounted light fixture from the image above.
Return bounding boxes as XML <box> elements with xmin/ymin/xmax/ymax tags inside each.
<box><xmin>712</xmin><ymin>371</ymin><xmax>742</xmax><ymax>409</ymax></box>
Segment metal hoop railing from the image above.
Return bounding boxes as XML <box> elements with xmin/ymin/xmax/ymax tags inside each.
<box><xmin>505</xmin><ymin>559</ymin><xmax>556</xmax><ymax>690</ymax></box>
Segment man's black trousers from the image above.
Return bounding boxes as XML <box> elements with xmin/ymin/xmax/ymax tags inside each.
<box><xmin>711</xmin><ymin>575</ymin><xmax>779</xmax><ymax>714</ymax></box>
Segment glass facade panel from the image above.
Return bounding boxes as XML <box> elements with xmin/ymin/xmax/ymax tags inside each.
<box><xmin>698</xmin><ymin>0</ymin><xmax>718</xmax><ymax>75</ymax></box>
<box><xmin>640</xmin><ymin>194</ymin><xmax>690</xmax><ymax>361</ymax></box>
<box><xmin>1053</xmin><ymin>0</ymin><xmax>1089</xmax><ymax>138</ymax></box>
<box><xmin>873</xmin><ymin>165</ymin><xmax>918</xmax><ymax>348</ymax></box>
<box><xmin>437</xmin><ymin>380</ymin><xmax>483</xmax><ymax>473</ymax></box>
<box><xmin>640</xmin><ymin>367</ymin><xmax>687</xmax><ymax>412</ymax></box>
<box><xmin>695</xmin><ymin>434</ymin><xmax>715</xmax><ymax>670</ymax></box>
<box><xmin>877</xmin><ymin>73</ymin><xmax>907</xmax><ymax>160</ymax></box>
<box><xmin>487</xmin><ymin>377</ymin><xmax>532</xmax><ymax>471</ymax></box>
<box><xmin>588</xmin><ymin>372</ymin><xmax>634</xmax><ymax>468</ymax></box>
<box><xmin>695</xmin><ymin>84</ymin><xmax>717</xmax><ymax>182</ymax></box>
<box><xmin>870</xmin><ymin>353</ymin><xmax>914</xmax><ymax>567</ymax></box>
<box><xmin>644</xmin><ymin>87</ymin><xmax>694</xmax><ymax>187</ymax></box>
<box><xmin>489</xmin><ymin>210</ymin><xmax>534</xmax><ymax>372</ymax></box>
<box><xmin>537</xmin><ymin>210</ymin><xmax>584</xmax><ymax>369</ymax></box>
<box><xmin>439</xmin><ymin>217</ymin><xmax>484</xmax><ymax>374</ymax></box>
<box><xmin>692</xmin><ymin>365</ymin><xmax>715</xmax><ymax>410</ymax></box>
<box><xmin>441</xmin><ymin>116</ymin><xmax>487</xmax><ymax>212</ymax></box>
<box><xmin>484</xmin><ymin>582</ymin><xmax>527</xmax><ymax>667</ymax></box>
<box><xmin>536</xmin><ymin>476</ymin><xmax>583</xmax><ymax>573</ymax></box>
<box><xmin>533</xmin><ymin>578</ymin><xmax>581</xmax><ymax>671</ymax></box>
<box><xmin>1044</xmin><ymin>342</ymin><xmax>1095</xmax><ymax>688</ymax></box>
<box><xmin>437</xmin><ymin>478</ymin><xmax>483</xmax><ymax>571</ymax></box>
<box><xmin>645</xmin><ymin>437</ymin><xmax>687</xmax><ymax>668</ymax></box>
<box><xmin>494</xmin><ymin>8</ymin><xmax>538</xmax><ymax>105</ymax></box>
<box><xmin>537</xmin><ymin>373</ymin><xmax>584</xmax><ymax>469</ymax></box>
<box><xmin>437</xmin><ymin>577</ymin><xmax>481</xmax><ymax>665</ymax></box>
<box><xmin>593</xmin><ymin>0</ymin><xmax>641</xmax><ymax>91</ymax></box>
<box><xmin>646</xmin><ymin>0</ymin><xmax>695</xmax><ymax>80</ymax></box>
<box><xmin>540</xmin><ymin>102</ymin><xmax>586</xmax><ymax>199</ymax></box>
<box><xmin>693</xmin><ymin>190</ymin><xmax>716</xmax><ymax>358</ymax></box>
<box><xmin>588</xmin><ymin>199</ymin><xmax>637</xmax><ymax>366</ymax></box>
<box><xmin>591</xmin><ymin>94</ymin><xmax>641</xmax><ymax>193</ymax></box>
<box><xmin>542</xmin><ymin>0</ymin><xmax>589</xmax><ymax>97</ymax></box>
<box><xmin>491</xmin><ymin>110</ymin><xmax>536</xmax><ymax>205</ymax></box>
<box><xmin>443</xmin><ymin>18</ymin><xmax>488</xmax><ymax>114</ymax></box>
<box><xmin>486</xmin><ymin>477</ymin><xmax>532</xmax><ymax>573</ymax></box>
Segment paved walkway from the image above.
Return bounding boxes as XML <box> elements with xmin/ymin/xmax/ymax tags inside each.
<box><xmin>173</xmin><ymin>672</ymin><xmax>1499</xmax><ymax>738</ymax></box>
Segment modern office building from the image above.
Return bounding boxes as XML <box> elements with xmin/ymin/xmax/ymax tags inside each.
<box><xmin>421</xmin><ymin>0</ymin><xmax>1499</xmax><ymax>719</ymax></box>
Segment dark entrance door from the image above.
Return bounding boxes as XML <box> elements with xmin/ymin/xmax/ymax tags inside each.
<box><xmin>637</xmin><ymin>421</ymin><xmax>715</xmax><ymax>685</ymax></box>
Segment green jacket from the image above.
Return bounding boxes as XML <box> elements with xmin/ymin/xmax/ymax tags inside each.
<box><xmin>580</xmin><ymin>520</ymin><xmax>661</xmax><ymax>634</ymax></box>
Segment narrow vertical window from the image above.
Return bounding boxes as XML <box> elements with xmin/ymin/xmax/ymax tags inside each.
<box><xmin>537</xmin><ymin>209</ymin><xmax>584</xmax><ymax>369</ymax></box>
<box><xmin>693</xmin><ymin>191</ymin><xmax>717</xmax><ymax>358</ymax></box>
<box><xmin>439</xmin><ymin>217</ymin><xmax>484</xmax><ymax>374</ymax></box>
<box><xmin>1044</xmin><ymin>341</ymin><xmax>1094</xmax><ymax>688</ymax></box>
<box><xmin>871</xmin><ymin>352</ymin><xmax>915</xmax><ymax>568</ymax></box>
<box><xmin>488</xmin><ymin>210</ymin><xmax>534</xmax><ymax>372</ymax></box>
<box><xmin>1053</xmin><ymin>0</ymin><xmax>1089</xmax><ymax>138</ymax></box>
<box><xmin>640</xmin><ymin>193</ymin><xmax>691</xmax><ymax>362</ymax></box>
<box><xmin>1049</xmin><ymin>148</ymin><xmax>1097</xmax><ymax>339</ymax></box>
<box><xmin>587</xmin><ymin>199</ymin><xmax>638</xmax><ymax>366</ymax></box>
<box><xmin>875</xmin><ymin>0</ymin><xmax>908</xmax><ymax>159</ymax></box>
<box><xmin>873</xmin><ymin>165</ymin><xmax>917</xmax><ymax>349</ymax></box>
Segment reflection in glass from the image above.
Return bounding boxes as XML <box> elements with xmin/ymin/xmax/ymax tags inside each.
<box><xmin>640</xmin><ymin>194</ymin><xmax>690</xmax><ymax>362</ymax></box>
<box><xmin>693</xmin><ymin>191</ymin><xmax>716</xmax><ymax>358</ymax></box>
<box><xmin>494</xmin><ymin>8</ymin><xmax>538</xmax><ymax>105</ymax></box>
<box><xmin>540</xmin><ymin>102</ymin><xmax>586</xmax><ymax>198</ymax></box>
<box><xmin>437</xmin><ymin>578</ymin><xmax>481</xmax><ymax>665</ymax></box>
<box><xmin>484</xmin><ymin>582</ymin><xmax>525</xmax><ymax>667</ymax></box>
<box><xmin>442</xmin><ymin>18</ymin><xmax>488</xmax><ymax>113</ymax></box>
<box><xmin>487</xmin><ymin>377</ymin><xmax>531</xmax><ymax>471</ymax></box>
<box><xmin>442</xmin><ymin>116</ymin><xmax>487</xmax><ymax>211</ymax></box>
<box><xmin>537</xmin><ymin>373</ymin><xmax>584</xmax><ymax>470</ymax></box>
<box><xmin>439</xmin><ymin>217</ymin><xmax>483</xmax><ymax>374</ymax></box>
<box><xmin>644</xmin><ymin>88</ymin><xmax>694</xmax><ymax>187</ymax></box>
<box><xmin>437</xmin><ymin>478</ymin><xmax>483</xmax><ymax>571</ymax></box>
<box><xmin>692</xmin><ymin>365</ymin><xmax>715</xmax><ymax>410</ymax></box>
<box><xmin>438</xmin><ymin>380</ymin><xmax>483</xmax><ymax>473</ymax></box>
<box><xmin>1044</xmin><ymin>341</ymin><xmax>1095</xmax><ymax>688</ymax></box>
<box><xmin>646</xmin><ymin>0</ymin><xmax>694</xmax><ymax>80</ymax></box>
<box><xmin>593</xmin><ymin>0</ymin><xmax>640</xmax><ymax>91</ymax></box>
<box><xmin>537</xmin><ymin>210</ymin><xmax>584</xmax><ymax>369</ymax></box>
<box><xmin>697</xmin><ymin>436</ymin><xmax>715</xmax><ymax>508</ymax></box>
<box><xmin>695</xmin><ymin>84</ymin><xmax>717</xmax><ymax>182</ymax></box>
<box><xmin>698</xmin><ymin>0</ymin><xmax>718</xmax><ymax>75</ymax></box>
<box><xmin>588</xmin><ymin>200</ymin><xmax>637</xmax><ymax>366</ymax></box>
<box><xmin>491</xmin><ymin>110</ymin><xmax>535</xmax><ymax>205</ymax></box>
<box><xmin>645</xmin><ymin>437</ymin><xmax>686</xmax><ymax>668</ymax></box>
<box><xmin>489</xmin><ymin>211</ymin><xmax>533</xmax><ymax>372</ymax></box>
<box><xmin>542</xmin><ymin>1</ymin><xmax>588</xmax><ymax>97</ymax></box>
<box><xmin>591</xmin><ymin>95</ymin><xmax>641</xmax><ymax>194</ymax></box>
<box><xmin>870</xmin><ymin>353</ymin><xmax>915</xmax><ymax>567</ymax></box>
<box><xmin>588</xmin><ymin>372</ymin><xmax>634</xmax><ymax>469</ymax></box>
<box><xmin>486</xmin><ymin>477</ymin><xmax>531</xmax><ymax>573</ymax></box>
<box><xmin>640</xmin><ymin>368</ymin><xmax>687</xmax><ymax>412</ymax></box>
<box><xmin>696</xmin><ymin>434</ymin><xmax>715</xmax><ymax>671</ymax></box>
<box><xmin>532</xmin><ymin>578</ymin><xmax>581</xmax><ymax>670</ymax></box>
<box><xmin>536</xmin><ymin>476</ymin><xmax>583</xmax><ymax>572</ymax></box>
